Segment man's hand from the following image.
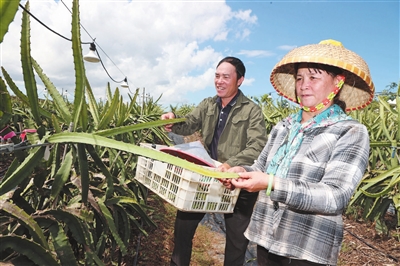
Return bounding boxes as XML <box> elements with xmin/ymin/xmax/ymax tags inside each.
<box><xmin>160</xmin><ymin>112</ymin><xmax>175</xmax><ymax>132</ymax></box>
<box><xmin>217</xmin><ymin>163</ymin><xmax>231</xmax><ymax>172</ymax></box>
<box><xmin>226</xmin><ymin>166</ymin><xmax>246</xmax><ymax>173</ymax></box>
<box><xmin>218</xmin><ymin>165</ymin><xmax>244</xmax><ymax>191</ymax></box>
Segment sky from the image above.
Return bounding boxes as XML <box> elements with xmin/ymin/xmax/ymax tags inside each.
<box><xmin>1</xmin><ymin>0</ymin><xmax>399</xmax><ymax>109</ymax></box>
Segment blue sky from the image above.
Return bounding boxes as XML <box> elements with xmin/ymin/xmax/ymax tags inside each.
<box><xmin>191</xmin><ymin>0</ymin><xmax>399</xmax><ymax>104</ymax></box>
<box><xmin>1</xmin><ymin>0</ymin><xmax>399</xmax><ymax>108</ymax></box>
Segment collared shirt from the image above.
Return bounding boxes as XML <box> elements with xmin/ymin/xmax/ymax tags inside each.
<box><xmin>170</xmin><ymin>90</ymin><xmax>268</xmax><ymax>167</ymax></box>
<box><xmin>209</xmin><ymin>91</ymin><xmax>240</xmax><ymax>160</ymax></box>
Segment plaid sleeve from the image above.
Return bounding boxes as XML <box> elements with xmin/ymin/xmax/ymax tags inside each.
<box><xmin>271</xmin><ymin>121</ymin><xmax>370</xmax><ymax>214</ymax></box>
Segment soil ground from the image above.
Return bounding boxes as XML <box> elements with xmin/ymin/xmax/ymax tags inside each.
<box><xmin>129</xmin><ymin>191</ymin><xmax>399</xmax><ymax>266</ymax></box>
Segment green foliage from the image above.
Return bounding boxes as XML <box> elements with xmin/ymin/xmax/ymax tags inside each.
<box><xmin>0</xmin><ymin>0</ymin><xmax>20</xmax><ymax>43</ymax></box>
<box><xmin>1</xmin><ymin>1</ymin><xmax>398</xmax><ymax>264</ymax></box>
<box><xmin>379</xmin><ymin>82</ymin><xmax>398</xmax><ymax>101</ymax></box>
<box><xmin>348</xmin><ymin>84</ymin><xmax>400</xmax><ymax>235</ymax></box>
<box><xmin>252</xmin><ymin>94</ymin><xmax>298</xmax><ymax>133</ymax></box>
<box><xmin>170</xmin><ymin>103</ymin><xmax>196</xmax><ymax>116</ymax></box>
<box><xmin>21</xmin><ymin>2</ymin><xmax>41</xmax><ymax>126</ymax></box>
<box><xmin>0</xmin><ymin>1</ymin><xmax>239</xmax><ymax>264</ymax></box>
<box><xmin>0</xmin><ymin>76</ymin><xmax>12</xmax><ymax>130</ymax></box>
<box><xmin>0</xmin><ymin>1</ymin><xmax>180</xmax><ymax>264</ymax></box>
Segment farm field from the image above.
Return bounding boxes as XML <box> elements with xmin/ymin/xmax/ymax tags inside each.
<box><xmin>129</xmin><ymin>192</ymin><xmax>399</xmax><ymax>266</ymax></box>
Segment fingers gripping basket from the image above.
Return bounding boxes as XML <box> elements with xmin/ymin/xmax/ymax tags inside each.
<box><xmin>134</xmin><ymin>144</ymin><xmax>240</xmax><ymax>213</ymax></box>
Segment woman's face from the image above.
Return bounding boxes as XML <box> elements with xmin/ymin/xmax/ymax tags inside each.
<box><xmin>295</xmin><ymin>64</ymin><xmax>337</xmax><ymax>109</ymax></box>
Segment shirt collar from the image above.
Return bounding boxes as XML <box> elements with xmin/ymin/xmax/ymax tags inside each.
<box><xmin>216</xmin><ymin>89</ymin><xmax>241</xmax><ymax>108</ymax></box>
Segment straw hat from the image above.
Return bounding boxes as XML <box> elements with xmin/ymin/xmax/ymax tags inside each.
<box><xmin>270</xmin><ymin>39</ymin><xmax>375</xmax><ymax>111</ymax></box>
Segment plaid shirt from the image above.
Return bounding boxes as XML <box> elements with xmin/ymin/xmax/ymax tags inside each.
<box><xmin>244</xmin><ymin>117</ymin><xmax>370</xmax><ymax>265</ymax></box>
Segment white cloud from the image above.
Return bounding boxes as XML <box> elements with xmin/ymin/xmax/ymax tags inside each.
<box><xmin>1</xmin><ymin>0</ymin><xmax>257</xmax><ymax>106</ymax></box>
<box><xmin>278</xmin><ymin>45</ymin><xmax>297</xmax><ymax>51</ymax></box>
<box><xmin>238</xmin><ymin>50</ymin><xmax>274</xmax><ymax>57</ymax></box>
<box><xmin>236</xmin><ymin>28</ymin><xmax>251</xmax><ymax>40</ymax></box>
<box><xmin>233</xmin><ymin>9</ymin><xmax>257</xmax><ymax>24</ymax></box>
<box><xmin>242</xmin><ymin>77</ymin><xmax>254</xmax><ymax>87</ymax></box>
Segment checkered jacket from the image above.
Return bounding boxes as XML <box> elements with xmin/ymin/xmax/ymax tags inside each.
<box><xmin>244</xmin><ymin>117</ymin><xmax>369</xmax><ymax>265</ymax></box>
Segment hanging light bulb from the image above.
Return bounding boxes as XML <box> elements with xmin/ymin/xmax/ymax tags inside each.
<box><xmin>83</xmin><ymin>43</ymin><xmax>100</xmax><ymax>63</ymax></box>
<box><xmin>121</xmin><ymin>77</ymin><xmax>129</xmax><ymax>88</ymax></box>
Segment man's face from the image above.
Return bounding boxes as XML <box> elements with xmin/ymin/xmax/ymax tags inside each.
<box><xmin>214</xmin><ymin>62</ymin><xmax>243</xmax><ymax>102</ymax></box>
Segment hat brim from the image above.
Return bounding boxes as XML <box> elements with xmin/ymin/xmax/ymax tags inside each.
<box><xmin>270</xmin><ymin>43</ymin><xmax>375</xmax><ymax>111</ymax></box>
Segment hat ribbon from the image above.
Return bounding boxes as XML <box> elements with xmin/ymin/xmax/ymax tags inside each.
<box><xmin>298</xmin><ymin>75</ymin><xmax>345</xmax><ymax>112</ymax></box>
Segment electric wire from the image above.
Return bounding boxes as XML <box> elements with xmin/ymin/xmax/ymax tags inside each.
<box><xmin>60</xmin><ymin>0</ymin><xmax>128</xmax><ymax>85</ymax></box>
<box><xmin>0</xmin><ymin>141</ymin><xmax>52</xmax><ymax>153</ymax></box>
<box><xmin>60</xmin><ymin>0</ymin><xmax>95</xmax><ymax>42</ymax></box>
<box><xmin>18</xmin><ymin>4</ymin><xmax>91</xmax><ymax>44</ymax></box>
<box><xmin>95</xmin><ymin>51</ymin><xmax>126</xmax><ymax>83</ymax></box>
<box><xmin>18</xmin><ymin>1</ymin><xmax>130</xmax><ymax>87</ymax></box>
<box><xmin>94</xmin><ymin>44</ymin><xmax>128</xmax><ymax>83</ymax></box>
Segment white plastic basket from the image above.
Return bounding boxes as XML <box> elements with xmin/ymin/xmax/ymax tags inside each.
<box><xmin>135</xmin><ymin>144</ymin><xmax>240</xmax><ymax>213</ymax></box>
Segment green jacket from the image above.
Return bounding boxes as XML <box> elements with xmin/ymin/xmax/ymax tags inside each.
<box><xmin>171</xmin><ymin>91</ymin><xmax>268</xmax><ymax>167</ymax></box>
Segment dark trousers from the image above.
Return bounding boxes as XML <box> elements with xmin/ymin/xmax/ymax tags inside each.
<box><xmin>170</xmin><ymin>190</ymin><xmax>258</xmax><ymax>266</ymax></box>
<box><xmin>257</xmin><ymin>246</ymin><xmax>325</xmax><ymax>266</ymax></box>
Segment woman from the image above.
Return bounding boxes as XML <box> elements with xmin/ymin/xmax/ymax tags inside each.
<box><xmin>226</xmin><ymin>40</ymin><xmax>374</xmax><ymax>265</ymax></box>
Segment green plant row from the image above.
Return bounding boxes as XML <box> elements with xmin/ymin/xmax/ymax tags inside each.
<box><xmin>1</xmin><ymin>1</ymin><xmax>169</xmax><ymax>264</ymax></box>
<box><xmin>349</xmin><ymin>92</ymin><xmax>400</xmax><ymax>233</ymax></box>
<box><xmin>0</xmin><ymin>1</ymin><xmax>398</xmax><ymax>265</ymax></box>
<box><xmin>0</xmin><ymin>1</ymin><xmax>239</xmax><ymax>264</ymax></box>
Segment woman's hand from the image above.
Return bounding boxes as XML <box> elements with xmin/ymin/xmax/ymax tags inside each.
<box><xmin>231</xmin><ymin>172</ymin><xmax>271</xmax><ymax>193</ymax></box>
<box><xmin>218</xmin><ymin>166</ymin><xmax>246</xmax><ymax>190</ymax></box>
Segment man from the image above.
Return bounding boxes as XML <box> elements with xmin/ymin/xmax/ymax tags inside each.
<box><xmin>161</xmin><ymin>56</ymin><xmax>268</xmax><ymax>266</ymax></box>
